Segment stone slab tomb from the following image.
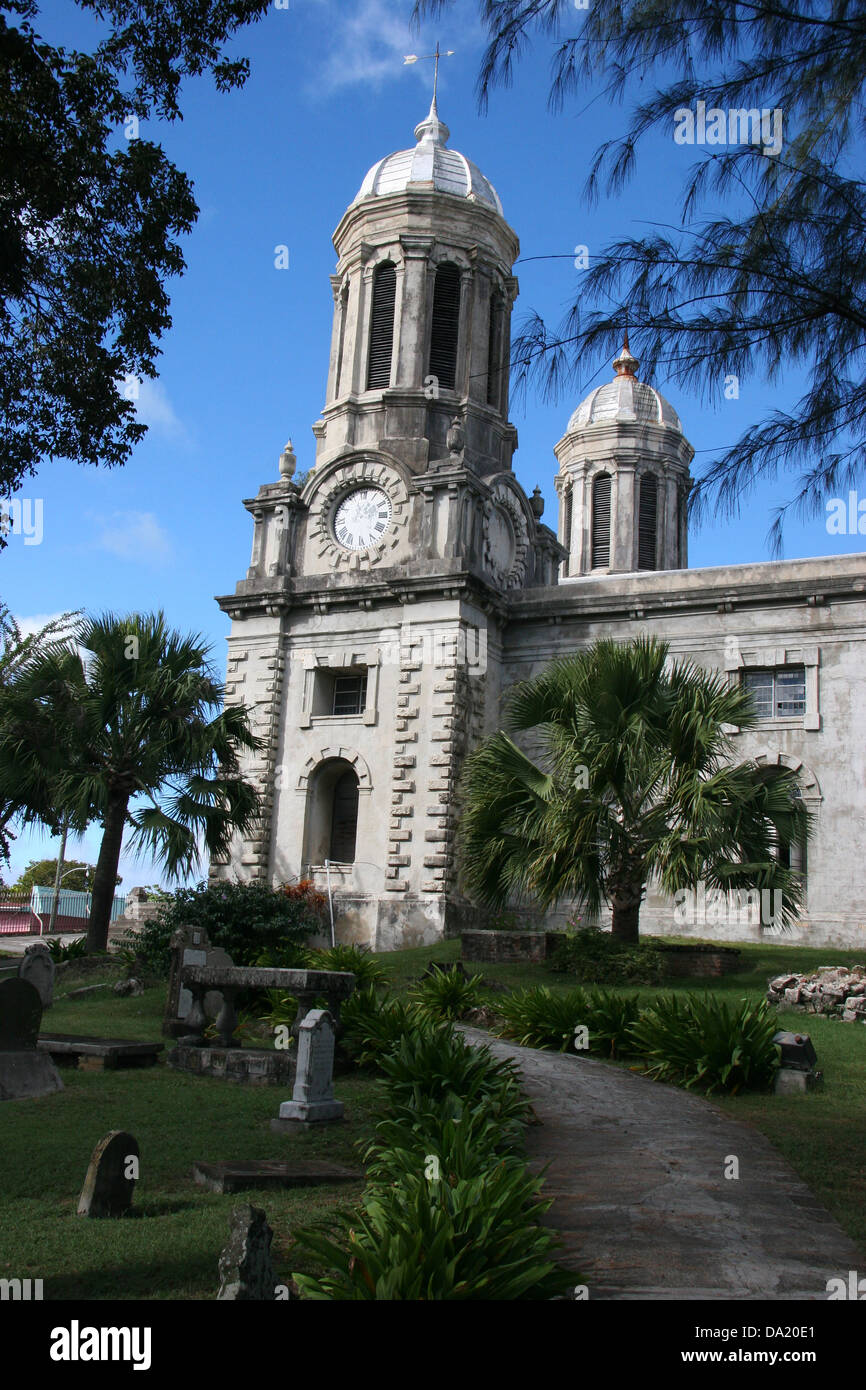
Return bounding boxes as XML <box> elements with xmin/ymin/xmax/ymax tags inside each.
<box><xmin>272</xmin><ymin>1008</ymin><xmax>344</xmax><ymax>1128</ymax></box>
<box><xmin>193</xmin><ymin>1159</ymin><xmax>363</xmax><ymax>1194</ymax></box>
<box><xmin>0</xmin><ymin>977</ymin><xmax>63</xmax><ymax>1101</ymax></box>
<box><xmin>77</xmin><ymin>1130</ymin><xmax>140</xmax><ymax>1218</ymax></box>
<box><xmin>38</xmin><ymin>1035</ymin><xmax>163</xmax><ymax>1071</ymax></box>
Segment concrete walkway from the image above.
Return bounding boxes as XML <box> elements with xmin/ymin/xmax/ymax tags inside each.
<box><xmin>461</xmin><ymin>1028</ymin><xmax>863</xmax><ymax>1301</ymax></box>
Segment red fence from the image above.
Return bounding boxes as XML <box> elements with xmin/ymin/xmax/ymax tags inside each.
<box><xmin>0</xmin><ymin>896</ymin><xmax>89</xmax><ymax>935</ymax></box>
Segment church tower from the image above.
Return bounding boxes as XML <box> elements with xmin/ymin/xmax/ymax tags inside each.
<box><xmin>214</xmin><ymin>100</ymin><xmax>563</xmax><ymax>948</ymax></box>
<box><xmin>554</xmin><ymin>336</ymin><xmax>694</xmax><ymax>577</ymax></box>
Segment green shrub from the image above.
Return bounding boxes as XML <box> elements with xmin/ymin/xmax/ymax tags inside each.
<box><xmin>126</xmin><ymin>879</ymin><xmax>327</xmax><ymax>974</ymax></box>
<box><xmin>46</xmin><ymin>935</ymin><xmax>90</xmax><ymax>962</ymax></box>
<box><xmin>339</xmin><ymin>986</ymin><xmax>424</xmax><ymax>1068</ymax></box>
<box><xmin>292</xmin><ymin>1025</ymin><xmax>572</xmax><ymax>1301</ymax></box>
<box><xmin>292</xmin><ymin>1163</ymin><xmax>572</xmax><ymax>1301</ymax></box>
<box><xmin>496</xmin><ymin>986</ymin><xmax>589</xmax><ymax>1052</ymax></box>
<box><xmin>630</xmin><ymin>994</ymin><xmax>781</xmax><ymax>1094</ymax></box>
<box><xmin>408</xmin><ymin>965</ymin><xmax>485</xmax><ymax>1021</ymax></box>
<box><xmin>378</xmin><ymin>1026</ymin><xmax>528</xmax><ymax>1130</ymax></box>
<box><xmin>549</xmin><ymin>926</ymin><xmax>665</xmax><ymax>985</ymax></box>
<box><xmin>305</xmin><ymin>943</ymin><xmax>388</xmax><ymax>990</ymax></box>
<box><xmin>254</xmin><ymin>943</ymin><xmax>310</xmax><ymax>970</ymax></box>
<box><xmin>583</xmin><ymin>989</ymin><xmax>643</xmax><ymax>1059</ymax></box>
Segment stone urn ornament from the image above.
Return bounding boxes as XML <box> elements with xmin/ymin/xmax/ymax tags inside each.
<box><xmin>446</xmin><ymin>415</ymin><xmax>465</xmax><ymax>460</ymax></box>
<box><xmin>278</xmin><ymin>438</ymin><xmax>297</xmax><ymax>481</ymax></box>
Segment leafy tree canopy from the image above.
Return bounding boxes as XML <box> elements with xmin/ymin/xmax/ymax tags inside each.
<box><xmin>0</xmin><ymin>0</ymin><xmax>268</xmax><ymax>503</ymax></box>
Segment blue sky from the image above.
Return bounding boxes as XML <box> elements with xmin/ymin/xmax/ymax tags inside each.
<box><xmin>2</xmin><ymin>0</ymin><xmax>862</xmax><ymax>890</ymax></box>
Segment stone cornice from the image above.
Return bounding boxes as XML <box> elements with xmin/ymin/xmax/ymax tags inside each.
<box><xmin>507</xmin><ymin>554</ymin><xmax>866</xmax><ymax>627</ymax></box>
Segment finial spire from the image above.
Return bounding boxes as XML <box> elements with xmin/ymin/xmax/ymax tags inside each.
<box><xmin>404</xmin><ymin>44</ymin><xmax>455</xmax><ymax>144</ymax></box>
<box><xmin>613</xmin><ymin>330</ymin><xmax>639</xmax><ymax>378</ymax></box>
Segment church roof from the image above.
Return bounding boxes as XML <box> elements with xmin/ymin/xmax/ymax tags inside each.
<box><xmin>567</xmin><ymin>337</ymin><xmax>683</xmax><ymax>433</ymax></box>
<box><xmin>353</xmin><ymin>99</ymin><xmax>503</xmax><ymax>215</ymax></box>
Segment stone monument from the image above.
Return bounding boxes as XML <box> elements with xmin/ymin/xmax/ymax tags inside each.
<box><xmin>217</xmin><ymin>1204</ymin><xmax>276</xmax><ymax>1300</ymax></box>
<box><xmin>0</xmin><ymin>977</ymin><xmax>63</xmax><ymax>1101</ymax></box>
<box><xmin>163</xmin><ymin>923</ymin><xmax>234</xmax><ymax>1037</ymax></box>
<box><xmin>77</xmin><ymin>1130</ymin><xmax>140</xmax><ymax>1217</ymax></box>
<box><xmin>272</xmin><ymin>1008</ymin><xmax>343</xmax><ymax>1128</ymax></box>
<box><xmin>19</xmin><ymin>942</ymin><xmax>55</xmax><ymax>1008</ymax></box>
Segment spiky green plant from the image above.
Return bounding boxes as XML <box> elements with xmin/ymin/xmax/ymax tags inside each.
<box><xmin>408</xmin><ymin>965</ymin><xmax>485</xmax><ymax>1022</ymax></box>
<box><xmin>305</xmin><ymin>943</ymin><xmax>388</xmax><ymax>990</ymax></box>
<box><xmin>630</xmin><ymin>994</ymin><xmax>781</xmax><ymax>1094</ymax></box>
<box><xmin>495</xmin><ymin>986</ymin><xmax>590</xmax><ymax>1052</ymax></box>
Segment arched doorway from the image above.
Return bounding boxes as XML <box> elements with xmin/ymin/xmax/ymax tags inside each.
<box><xmin>303</xmin><ymin>759</ymin><xmax>360</xmax><ymax>866</ymax></box>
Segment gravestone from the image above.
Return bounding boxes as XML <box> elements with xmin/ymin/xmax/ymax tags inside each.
<box><xmin>272</xmin><ymin>1008</ymin><xmax>343</xmax><ymax>1127</ymax></box>
<box><xmin>217</xmin><ymin>1204</ymin><xmax>276</xmax><ymax>1301</ymax></box>
<box><xmin>0</xmin><ymin>977</ymin><xmax>63</xmax><ymax>1101</ymax></box>
<box><xmin>19</xmin><ymin>942</ymin><xmax>55</xmax><ymax>1008</ymax></box>
<box><xmin>163</xmin><ymin>924</ymin><xmax>234</xmax><ymax>1037</ymax></box>
<box><xmin>77</xmin><ymin>1130</ymin><xmax>139</xmax><ymax>1217</ymax></box>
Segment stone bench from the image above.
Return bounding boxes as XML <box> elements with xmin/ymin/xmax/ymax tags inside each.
<box><xmin>178</xmin><ymin>964</ymin><xmax>355</xmax><ymax>1049</ymax></box>
<box><xmin>37</xmin><ymin>1034</ymin><xmax>164</xmax><ymax>1071</ymax></box>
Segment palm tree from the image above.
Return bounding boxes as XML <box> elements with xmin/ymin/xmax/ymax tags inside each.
<box><xmin>0</xmin><ymin>611</ymin><xmax>260</xmax><ymax>951</ymax></box>
<box><xmin>458</xmin><ymin>637</ymin><xmax>809</xmax><ymax>944</ymax></box>
<box><xmin>0</xmin><ymin>604</ymin><xmax>81</xmax><ymax>864</ymax></box>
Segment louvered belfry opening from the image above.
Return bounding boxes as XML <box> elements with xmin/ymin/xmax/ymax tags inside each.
<box><xmin>367</xmin><ymin>262</ymin><xmax>396</xmax><ymax>390</ymax></box>
<box><xmin>487</xmin><ymin>294</ymin><xmax>503</xmax><ymax>407</ymax></box>
<box><xmin>429</xmin><ymin>262</ymin><xmax>461</xmax><ymax>392</ymax></box>
<box><xmin>638</xmin><ymin>473</ymin><xmax>658</xmax><ymax>570</ymax></box>
<box><xmin>591</xmin><ymin>473</ymin><xmax>612</xmax><ymax>569</ymax></box>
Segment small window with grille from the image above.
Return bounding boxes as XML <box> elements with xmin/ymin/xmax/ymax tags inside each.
<box><xmin>332</xmin><ymin>674</ymin><xmax>367</xmax><ymax>716</ymax></box>
<box><xmin>742</xmin><ymin>667</ymin><xmax>806</xmax><ymax>718</ymax></box>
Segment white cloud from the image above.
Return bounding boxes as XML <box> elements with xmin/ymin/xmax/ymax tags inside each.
<box><xmin>13</xmin><ymin>611</ymin><xmax>78</xmax><ymax>640</ymax></box>
<box><xmin>133</xmin><ymin>378</ymin><xmax>190</xmax><ymax>444</ymax></box>
<box><xmin>93</xmin><ymin>511</ymin><xmax>173</xmax><ymax>564</ymax></box>
<box><xmin>311</xmin><ymin>0</ymin><xmax>475</xmax><ymax>97</ymax></box>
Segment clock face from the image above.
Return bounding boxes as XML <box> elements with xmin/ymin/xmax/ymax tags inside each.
<box><xmin>333</xmin><ymin>487</ymin><xmax>392</xmax><ymax>551</ymax></box>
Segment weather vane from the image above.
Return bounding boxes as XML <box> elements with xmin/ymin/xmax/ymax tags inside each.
<box><xmin>403</xmin><ymin>43</ymin><xmax>455</xmax><ymax>104</ymax></box>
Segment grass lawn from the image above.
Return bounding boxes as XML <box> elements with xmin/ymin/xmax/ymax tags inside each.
<box><xmin>2</xmin><ymin>934</ymin><xmax>865</xmax><ymax>1297</ymax></box>
<box><xmin>0</xmin><ymin>956</ymin><xmax>382</xmax><ymax>1300</ymax></box>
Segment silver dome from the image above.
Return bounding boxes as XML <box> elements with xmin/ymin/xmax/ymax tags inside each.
<box><xmin>353</xmin><ymin>99</ymin><xmax>503</xmax><ymax>215</ymax></box>
<box><xmin>566</xmin><ymin>340</ymin><xmax>683</xmax><ymax>433</ymax></box>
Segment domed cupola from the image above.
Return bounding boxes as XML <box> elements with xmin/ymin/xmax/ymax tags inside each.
<box><xmin>315</xmin><ymin>100</ymin><xmax>520</xmax><ymax>479</ymax></box>
<box><xmin>554</xmin><ymin>336</ymin><xmax>694</xmax><ymax>577</ymax></box>
<box><xmin>354</xmin><ymin>97</ymin><xmax>504</xmax><ymax>215</ymax></box>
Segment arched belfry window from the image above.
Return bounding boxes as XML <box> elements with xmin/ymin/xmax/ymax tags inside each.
<box><xmin>367</xmin><ymin>262</ymin><xmax>396</xmax><ymax>389</ymax></box>
<box><xmin>638</xmin><ymin>473</ymin><xmax>658</xmax><ymax>571</ymax></box>
<box><xmin>429</xmin><ymin>262</ymin><xmax>461</xmax><ymax>391</ymax></box>
<box><xmin>591</xmin><ymin>473</ymin><xmax>612</xmax><ymax>569</ymax></box>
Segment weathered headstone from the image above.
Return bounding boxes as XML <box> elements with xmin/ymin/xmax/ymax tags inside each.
<box><xmin>273</xmin><ymin>1009</ymin><xmax>343</xmax><ymax>1126</ymax></box>
<box><xmin>217</xmin><ymin>1204</ymin><xmax>276</xmax><ymax>1300</ymax></box>
<box><xmin>19</xmin><ymin>942</ymin><xmax>55</xmax><ymax>1008</ymax></box>
<box><xmin>164</xmin><ymin>924</ymin><xmax>234</xmax><ymax>1037</ymax></box>
<box><xmin>0</xmin><ymin>977</ymin><xmax>63</xmax><ymax>1101</ymax></box>
<box><xmin>77</xmin><ymin>1130</ymin><xmax>139</xmax><ymax>1217</ymax></box>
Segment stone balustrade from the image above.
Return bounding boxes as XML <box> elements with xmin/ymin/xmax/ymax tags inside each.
<box><xmin>178</xmin><ymin>965</ymin><xmax>355</xmax><ymax>1049</ymax></box>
